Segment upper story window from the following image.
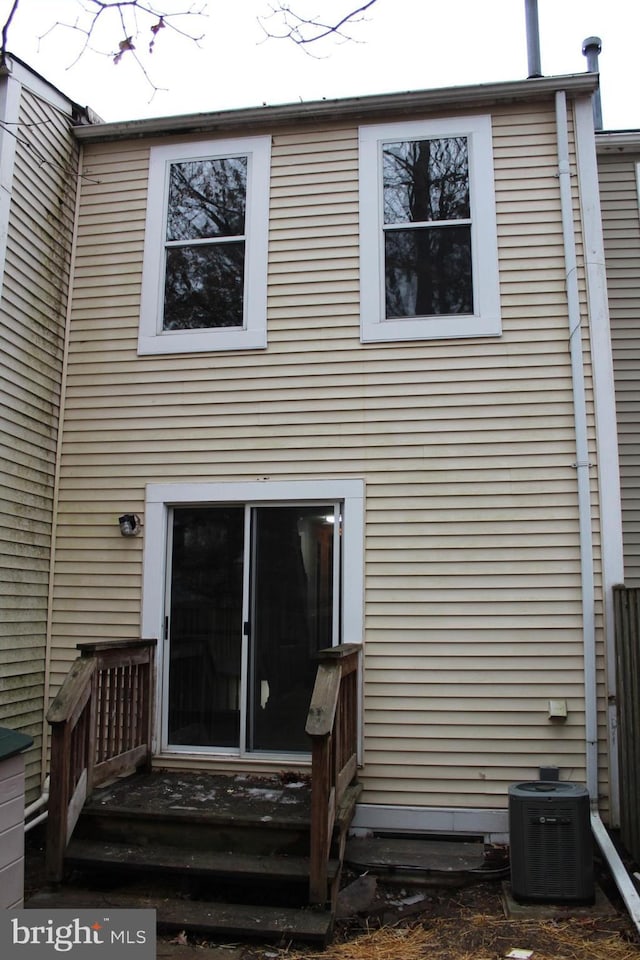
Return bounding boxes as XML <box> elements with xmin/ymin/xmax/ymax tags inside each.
<box><xmin>139</xmin><ymin>136</ymin><xmax>270</xmax><ymax>355</ymax></box>
<box><xmin>359</xmin><ymin>115</ymin><xmax>501</xmax><ymax>343</ymax></box>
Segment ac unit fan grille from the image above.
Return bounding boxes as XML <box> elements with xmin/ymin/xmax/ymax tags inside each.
<box><xmin>523</xmin><ymin>804</ymin><xmax>579</xmax><ymax>896</ymax></box>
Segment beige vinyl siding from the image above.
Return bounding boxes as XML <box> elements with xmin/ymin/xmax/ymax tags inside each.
<box><xmin>599</xmin><ymin>150</ymin><xmax>640</xmax><ymax>586</ymax></box>
<box><xmin>0</xmin><ymin>84</ymin><xmax>79</xmax><ymax>798</ymax></box>
<box><xmin>51</xmin><ymin>97</ymin><xmax>605</xmax><ymax>811</ymax></box>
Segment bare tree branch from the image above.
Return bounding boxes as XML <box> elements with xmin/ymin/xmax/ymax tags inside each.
<box><xmin>33</xmin><ymin>1</ymin><xmax>207</xmax><ymax>99</ymax></box>
<box><xmin>2</xmin><ymin>1</ymin><xmax>381</xmax><ymax>101</ymax></box>
<box><xmin>258</xmin><ymin>0</ymin><xmax>378</xmax><ymax>50</ymax></box>
<box><xmin>1</xmin><ymin>0</ymin><xmax>21</xmax><ymax>65</ymax></box>
<box><xmin>50</xmin><ymin>2</ymin><xmax>206</xmax><ymax>54</ymax></box>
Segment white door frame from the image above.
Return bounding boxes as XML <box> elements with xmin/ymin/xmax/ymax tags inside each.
<box><xmin>141</xmin><ymin>479</ymin><xmax>365</xmax><ymax>758</ymax></box>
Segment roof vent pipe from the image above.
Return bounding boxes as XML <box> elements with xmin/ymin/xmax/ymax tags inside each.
<box><xmin>582</xmin><ymin>36</ymin><xmax>603</xmax><ymax>130</ymax></box>
<box><xmin>525</xmin><ymin>0</ymin><xmax>542</xmax><ymax>77</ymax></box>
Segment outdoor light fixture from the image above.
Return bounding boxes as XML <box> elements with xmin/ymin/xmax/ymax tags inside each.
<box><xmin>118</xmin><ymin>514</ymin><xmax>142</xmax><ymax>537</ymax></box>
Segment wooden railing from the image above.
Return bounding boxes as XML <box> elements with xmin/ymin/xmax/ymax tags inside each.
<box><xmin>306</xmin><ymin>643</ymin><xmax>361</xmax><ymax>905</ymax></box>
<box><xmin>46</xmin><ymin>639</ymin><xmax>156</xmax><ymax>881</ymax></box>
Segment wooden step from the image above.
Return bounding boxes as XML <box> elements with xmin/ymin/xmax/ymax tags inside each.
<box><xmin>74</xmin><ymin>810</ymin><xmax>309</xmax><ymax>857</ymax></box>
<box><xmin>65</xmin><ymin>837</ymin><xmax>340</xmax><ymax>885</ymax></box>
<box><xmin>83</xmin><ymin>771</ymin><xmax>312</xmax><ymax>829</ymax></box>
<box><xmin>26</xmin><ymin>887</ymin><xmax>333</xmax><ymax>945</ymax></box>
<box><xmin>75</xmin><ymin>771</ymin><xmax>312</xmax><ymax>856</ymax></box>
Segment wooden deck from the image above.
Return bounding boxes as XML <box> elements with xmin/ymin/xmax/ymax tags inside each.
<box><xmin>28</xmin><ymin>769</ymin><xmax>341</xmax><ymax>943</ymax></box>
<box><xmin>38</xmin><ymin>641</ymin><xmax>362</xmax><ymax>943</ymax></box>
<box><xmin>83</xmin><ymin>769</ymin><xmax>312</xmax><ymax>821</ymax></box>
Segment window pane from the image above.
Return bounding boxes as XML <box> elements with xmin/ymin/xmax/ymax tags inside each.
<box><xmin>383</xmin><ymin>138</ymin><xmax>469</xmax><ymax>225</ymax></box>
<box><xmin>167</xmin><ymin>156</ymin><xmax>247</xmax><ymax>241</ymax></box>
<box><xmin>164</xmin><ymin>242</ymin><xmax>245</xmax><ymax>330</ymax></box>
<box><xmin>385</xmin><ymin>226</ymin><xmax>473</xmax><ymax>318</ymax></box>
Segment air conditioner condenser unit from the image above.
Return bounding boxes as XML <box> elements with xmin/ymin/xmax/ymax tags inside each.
<box><xmin>509</xmin><ymin>781</ymin><xmax>594</xmax><ymax>903</ymax></box>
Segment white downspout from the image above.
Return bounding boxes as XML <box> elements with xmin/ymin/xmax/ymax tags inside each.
<box><xmin>556</xmin><ymin>89</ymin><xmax>640</xmax><ymax>934</ymax></box>
<box><xmin>24</xmin><ymin>777</ymin><xmax>49</xmax><ymax>833</ymax></box>
<box><xmin>555</xmin><ymin>90</ymin><xmax>599</xmax><ymax>798</ymax></box>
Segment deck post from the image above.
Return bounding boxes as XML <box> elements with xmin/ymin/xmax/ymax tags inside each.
<box><xmin>306</xmin><ymin>643</ymin><xmax>361</xmax><ymax>906</ymax></box>
<box><xmin>45</xmin><ymin>724</ymin><xmax>71</xmax><ymax>883</ymax></box>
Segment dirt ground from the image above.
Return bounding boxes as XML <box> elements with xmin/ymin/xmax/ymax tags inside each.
<box><xmin>24</xmin><ymin>833</ymin><xmax>640</xmax><ymax>960</ymax></box>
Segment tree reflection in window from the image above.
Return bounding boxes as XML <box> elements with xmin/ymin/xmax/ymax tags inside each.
<box><xmin>383</xmin><ymin>137</ymin><xmax>473</xmax><ymax>319</ymax></box>
<box><xmin>163</xmin><ymin>156</ymin><xmax>247</xmax><ymax>330</ymax></box>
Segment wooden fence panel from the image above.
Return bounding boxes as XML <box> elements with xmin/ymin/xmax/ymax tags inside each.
<box><xmin>613</xmin><ymin>585</ymin><xmax>640</xmax><ymax>863</ymax></box>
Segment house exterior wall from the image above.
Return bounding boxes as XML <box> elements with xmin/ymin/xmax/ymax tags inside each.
<box><xmin>50</xmin><ymin>89</ymin><xmax>611</xmax><ymax>824</ymax></box>
<box><xmin>598</xmin><ymin>143</ymin><xmax>640</xmax><ymax>587</ymax></box>
<box><xmin>0</xmin><ymin>67</ymin><xmax>80</xmax><ymax>800</ymax></box>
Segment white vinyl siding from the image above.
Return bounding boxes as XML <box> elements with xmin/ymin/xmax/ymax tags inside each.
<box><xmin>599</xmin><ymin>150</ymin><xmax>640</xmax><ymax>586</ymax></box>
<box><xmin>51</xmin><ymin>99</ymin><xmax>605</xmax><ymax>812</ymax></box>
<box><xmin>0</xmin><ymin>81</ymin><xmax>79</xmax><ymax>799</ymax></box>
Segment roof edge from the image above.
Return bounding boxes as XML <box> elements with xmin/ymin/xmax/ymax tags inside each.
<box><xmin>1</xmin><ymin>52</ymin><xmax>94</xmax><ymax>123</ymax></box>
<box><xmin>596</xmin><ymin>129</ymin><xmax>640</xmax><ymax>153</ymax></box>
<box><xmin>74</xmin><ymin>72</ymin><xmax>598</xmax><ymax>143</ymax></box>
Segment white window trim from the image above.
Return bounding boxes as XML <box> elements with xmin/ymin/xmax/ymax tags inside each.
<box><xmin>141</xmin><ymin>479</ymin><xmax>365</xmax><ymax>755</ymax></box>
<box><xmin>359</xmin><ymin>114</ymin><xmax>501</xmax><ymax>343</ymax></box>
<box><xmin>139</xmin><ymin>135</ymin><xmax>271</xmax><ymax>355</ymax></box>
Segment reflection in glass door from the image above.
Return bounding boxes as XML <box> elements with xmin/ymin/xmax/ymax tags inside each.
<box><xmin>166</xmin><ymin>503</ymin><xmax>340</xmax><ymax>754</ymax></box>
<box><xmin>250</xmin><ymin>505</ymin><xmax>336</xmax><ymax>752</ymax></box>
<box><xmin>167</xmin><ymin>507</ymin><xmax>244</xmax><ymax>748</ymax></box>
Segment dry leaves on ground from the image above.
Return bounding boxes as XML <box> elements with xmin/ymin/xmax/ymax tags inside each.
<box><xmin>284</xmin><ymin>915</ymin><xmax>640</xmax><ymax>960</ymax></box>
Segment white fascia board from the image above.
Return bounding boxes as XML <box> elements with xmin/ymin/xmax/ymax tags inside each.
<box><xmin>575</xmin><ymin>94</ymin><xmax>624</xmax><ymax>826</ymax></box>
<box><xmin>3</xmin><ymin>56</ymin><xmax>77</xmax><ymax>117</ymax></box>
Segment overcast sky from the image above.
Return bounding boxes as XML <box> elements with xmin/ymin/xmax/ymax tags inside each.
<box><xmin>1</xmin><ymin>0</ymin><xmax>638</xmax><ymax>129</ymax></box>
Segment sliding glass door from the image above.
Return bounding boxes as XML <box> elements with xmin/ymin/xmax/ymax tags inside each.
<box><xmin>165</xmin><ymin>502</ymin><xmax>340</xmax><ymax>754</ymax></box>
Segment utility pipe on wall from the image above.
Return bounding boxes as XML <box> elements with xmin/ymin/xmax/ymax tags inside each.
<box><xmin>24</xmin><ymin>810</ymin><xmax>48</xmax><ymax>833</ymax></box>
<box><xmin>555</xmin><ymin>89</ymin><xmax>640</xmax><ymax>935</ymax></box>
<box><xmin>524</xmin><ymin>0</ymin><xmax>542</xmax><ymax>77</ymax></box>
<box><xmin>24</xmin><ymin>776</ymin><xmax>49</xmax><ymax>821</ymax></box>
<box><xmin>582</xmin><ymin>37</ymin><xmax>603</xmax><ymax>132</ymax></box>
<box><xmin>24</xmin><ymin>776</ymin><xmax>49</xmax><ymax>833</ymax></box>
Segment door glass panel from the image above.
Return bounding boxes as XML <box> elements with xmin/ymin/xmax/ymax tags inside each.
<box><xmin>168</xmin><ymin>506</ymin><xmax>244</xmax><ymax>747</ymax></box>
<box><xmin>250</xmin><ymin>505</ymin><xmax>336</xmax><ymax>752</ymax></box>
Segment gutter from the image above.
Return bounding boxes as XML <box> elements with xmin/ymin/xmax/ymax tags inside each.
<box><xmin>73</xmin><ymin>73</ymin><xmax>598</xmax><ymax>144</ymax></box>
<box><xmin>596</xmin><ymin>130</ymin><xmax>640</xmax><ymax>153</ymax></box>
<box><xmin>556</xmin><ymin>89</ymin><xmax>640</xmax><ymax>934</ymax></box>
